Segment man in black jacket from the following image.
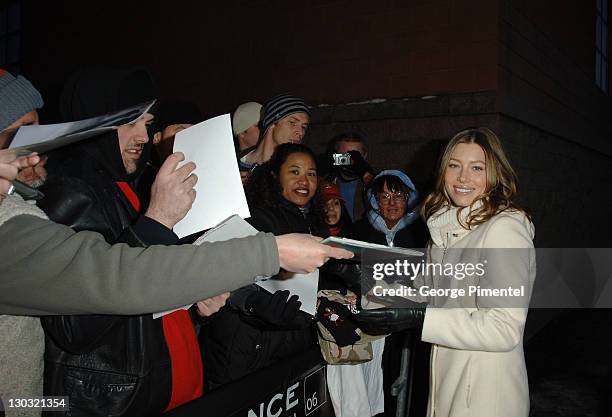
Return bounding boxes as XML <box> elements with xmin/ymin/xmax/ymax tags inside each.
<box><xmin>37</xmin><ymin>67</ymin><xmax>210</xmax><ymax>416</ymax></box>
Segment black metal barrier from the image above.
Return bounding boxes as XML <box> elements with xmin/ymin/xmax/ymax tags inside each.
<box><xmin>165</xmin><ymin>347</ymin><xmax>334</xmax><ymax>417</ymax></box>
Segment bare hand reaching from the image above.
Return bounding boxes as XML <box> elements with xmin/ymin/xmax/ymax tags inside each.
<box><xmin>145</xmin><ymin>152</ymin><xmax>197</xmax><ymax>229</ymax></box>
<box><xmin>196</xmin><ymin>292</ymin><xmax>230</xmax><ymax>317</ymax></box>
<box><xmin>275</xmin><ymin>234</ymin><xmax>353</xmax><ymax>274</ymax></box>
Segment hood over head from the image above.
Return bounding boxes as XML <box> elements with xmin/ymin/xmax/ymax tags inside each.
<box><xmin>58</xmin><ymin>67</ymin><xmax>157</xmax><ymax>181</ymax></box>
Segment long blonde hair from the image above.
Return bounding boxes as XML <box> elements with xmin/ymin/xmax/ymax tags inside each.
<box><xmin>421</xmin><ymin>127</ymin><xmax>527</xmax><ymax>228</ymax></box>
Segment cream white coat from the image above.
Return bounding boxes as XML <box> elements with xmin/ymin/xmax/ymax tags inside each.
<box><xmin>417</xmin><ymin>207</ymin><xmax>535</xmax><ymax>417</ymax></box>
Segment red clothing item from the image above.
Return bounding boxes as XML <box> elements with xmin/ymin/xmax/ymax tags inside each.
<box><xmin>115</xmin><ymin>181</ymin><xmax>141</xmax><ymax>213</ymax></box>
<box><xmin>116</xmin><ymin>181</ymin><xmax>203</xmax><ymax>412</ymax></box>
<box><xmin>329</xmin><ymin>225</ymin><xmax>342</xmax><ymax>236</ymax></box>
<box><xmin>162</xmin><ymin>310</ymin><xmax>204</xmax><ymax>411</ymax></box>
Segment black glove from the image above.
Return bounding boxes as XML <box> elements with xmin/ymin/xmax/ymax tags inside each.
<box><xmin>352</xmin><ymin>306</ymin><xmax>426</xmax><ymax>335</ymax></box>
<box><xmin>245</xmin><ymin>290</ymin><xmax>304</xmax><ymax>328</ymax></box>
<box><xmin>317</xmin><ymin>298</ymin><xmax>360</xmax><ymax>347</ymax></box>
<box><xmin>323</xmin><ymin>260</ymin><xmax>363</xmax><ymax>294</ymax></box>
<box><xmin>346</xmin><ymin>150</ymin><xmax>373</xmax><ymax>178</ymax></box>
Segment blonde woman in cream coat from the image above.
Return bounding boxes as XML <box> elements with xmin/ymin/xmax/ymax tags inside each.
<box><xmin>416</xmin><ymin>127</ymin><xmax>536</xmax><ymax>417</ymax></box>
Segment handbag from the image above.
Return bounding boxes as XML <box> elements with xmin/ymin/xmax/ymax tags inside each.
<box><xmin>316</xmin><ymin>289</ymin><xmax>384</xmax><ymax>365</ymax></box>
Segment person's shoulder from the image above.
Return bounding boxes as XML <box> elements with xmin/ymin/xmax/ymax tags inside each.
<box><xmin>482</xmin><ymin>209</ymin><xmax>534</xmax><ymax>247</ymax></box>
<box><xmin>40</xmin><ymin>173</ymin><xmax>97</xmax><ymax>201</ymax></box>
<box><xmin>490</xmin><ymin>209</ymin><xmax>533</xmax><ymax>231</ymax></box>
<box><xmin>247</xmin><ymin>204</ymin><xmax>281</xmax><ymax>234</ymax></box>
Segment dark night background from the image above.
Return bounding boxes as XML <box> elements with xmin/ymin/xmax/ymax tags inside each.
<box><xmin>2</xmin><ymin>0</ymin><xmax>611</xmax><ymax>415</ymax></box>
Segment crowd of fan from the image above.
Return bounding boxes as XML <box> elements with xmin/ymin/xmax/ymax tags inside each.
<box><xmin>0</xmin><ymin>67</ymin><xmax>427</xmax><ymax>417</ymax></box>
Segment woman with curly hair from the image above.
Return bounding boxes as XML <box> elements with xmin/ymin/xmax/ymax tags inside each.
<box><xmin>202</xmin><ymin>143</ymin><xmax>327</xmax><ymax>388</ymax></box>
<box><xmin>417</xmin><ymin>127</ymin><xmax>535</xmax><ymax>417</ymax></box>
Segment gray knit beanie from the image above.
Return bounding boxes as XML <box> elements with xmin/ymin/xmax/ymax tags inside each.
<box><xmin>260</xmin><ymin>94</ymin><xmax>310</xmax><ymax>134</ymax></box>
<box><xmin>0</xmin><ymin>69</ymin><xmax>44</xmax><ymax>131</ymax></box>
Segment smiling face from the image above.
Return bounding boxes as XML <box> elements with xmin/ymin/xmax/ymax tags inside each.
<box><xmin>279</xmin><ymin>152</ymin><xmax>317</xmax><ymax>207</ymax></box>
<box><xmin>117</xmin><ymin>112</ymin><xmax>154</xmax><ymax>174</ymax></box>
<box><xmin>377</xmin><ymin>182</ymin><xmax>408</xmax><ymax>229</ymax></box>
<box><xmin>271</xmin><ymin>112</ymin><xmax>309</xmax><ymax>145</ymax></box>
<box><xmin>444</xmin><ymin>142</ymin><xmax>487</xmax><ymax>207</ymax></box>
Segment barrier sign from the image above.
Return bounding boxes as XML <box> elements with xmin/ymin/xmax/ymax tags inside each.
<box><xmin>165</xmin><ymin>348</ymin><xmax>334</xmax><ymax>417</ymax></box>
<box><xmin>244</xmin><ymin>365</ymin><xmax>329</xmax><ymax>417</ymax></box>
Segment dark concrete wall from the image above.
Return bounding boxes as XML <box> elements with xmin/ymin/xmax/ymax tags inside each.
<box><xmin>498</xmin><ymin>0</ymin><xmax>612</xmax><ymax>156</ymax></box>
<box><xmin>497</xmin><ymin>116</ymin><xmax>612</xmax><ymax>247</ymax></box>
<box><xmin>494</xmin><ymin>0</ymin><xmax>612</xmax><ymax>247</ymax></box>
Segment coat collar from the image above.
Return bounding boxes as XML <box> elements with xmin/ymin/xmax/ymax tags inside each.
<box><xmin>427</xmin><ymin>202</ymin><xmax>482</xmax><ymax>247</ymax></box>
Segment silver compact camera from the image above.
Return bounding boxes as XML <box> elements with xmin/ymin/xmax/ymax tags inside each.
<box><xmin>332</xmin><ymin>153</ymin><xmax>352</xmax><ymax>166</ymax></box>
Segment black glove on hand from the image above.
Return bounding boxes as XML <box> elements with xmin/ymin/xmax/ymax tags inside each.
<box><xmin>347</xmin><ymin>150</ymin><xmax>373</xmax><ymax>178</ymax></box>
<box><xmin>317</xmin><ymin>298</ymin><xmax>360</xmax><ymax>347</ymax></box>
<box><xmin>245</xmin><ymin>289</ymin><xmax>303</xmax><ymax>327</ymax></box>
<box><xmin>323</xmin><ymin>260</ymin><xmax>363</xmax><ymax>294</ymax></box>
<box><xmin>352</xmin><ymin>306</ymin><xmax>426</xmax><ymax>335</ymax></box>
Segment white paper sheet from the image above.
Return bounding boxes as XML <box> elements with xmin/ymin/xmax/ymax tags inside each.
<box><xmin>172</xmin><ymin>114</ymin><xmax>250</xmax><ymax>238</ymax></box>
<box><xmin>197</xmin><ymin>215</ymin><xmax>318</xmax><ymax>315</ymax></box>
<box><xmin>9</xmin><ymin>100</ymin><xmax>156</xmax><ymax>153</ymax></box>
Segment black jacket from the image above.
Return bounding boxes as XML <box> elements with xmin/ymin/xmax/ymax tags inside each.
<box><xmin>38</xmin><ymin>138</ymin><xmax>186</xmax><ymax>416</ymax></box>
<box><xmin>201</xmin><ymin>199</ymin><xmax>327</xmax><ymax>388</ymax></box>
<box><xmin>38</xmin><ymin>139</ymin><xmax>171</xmax><ymax>245</ymax></box>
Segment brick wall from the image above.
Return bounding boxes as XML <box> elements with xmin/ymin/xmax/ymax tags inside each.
<box><xmin>20</xmin><ymin>0</ymin><xmax>498</xmax><ymax>119</ymax></box>
<box><xmin>16</xmin><ymin>0</ymin><xmax>611</xmax><ymax>247</ymax></box>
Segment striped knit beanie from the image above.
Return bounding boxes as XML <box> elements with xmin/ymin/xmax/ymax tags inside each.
<box><xmin>260</xmin><ymin>94</ymin><xmax>310</xmax><ymax>134</ymax></box>
<box><xmin>0</xmin><ymin>69</ymin><xmax>43</xmax><ymax>131</ymax></box>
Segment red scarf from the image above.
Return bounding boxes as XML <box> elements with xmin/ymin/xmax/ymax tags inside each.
<box><xmin>329</xmin><ymin>225</ymin><xmax>342</xmax><ymax>237</ymax></box>
<box><xmin>116</xmin><ymin>181</ymin><xmax>203</xmax><ymax>412</ymax></box>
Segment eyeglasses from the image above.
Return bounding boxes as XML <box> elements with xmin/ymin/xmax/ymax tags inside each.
<box><xmin>378</xmin><ymin>192</ymin><xmax>407</xmax><ymax>204</ymax></box>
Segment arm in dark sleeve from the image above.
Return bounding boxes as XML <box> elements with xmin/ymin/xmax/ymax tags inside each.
<box><xmin>42</xmin><ymin>315</ymin><xmax>124</xmax><ymax>354</ymax></box>
<box><xmin>117</xmin><ymin>215</ymin><xmax>179</xmax><ymax>247</ymax></box>
<box><xmin>0</xmin><ymin>215</ymin><xmax>280</xmax><ymax>315</ymax></box>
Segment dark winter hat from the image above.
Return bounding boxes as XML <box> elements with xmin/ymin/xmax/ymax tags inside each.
<box><xmin>0</xmin><ymin>69</ymin><xmax>44</xmax><ymax>131</ymax></box>
<box><xmin>260</xmin><ymin>94</ymin><xmax>310</xmax><ymax>134</ymax></box>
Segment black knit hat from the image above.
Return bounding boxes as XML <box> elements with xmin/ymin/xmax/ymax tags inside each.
<box><xmin>260</xmin><ymin>94</ymin><xmax>310</xmax><ymax>134</ymax></box>
<box><xmin>0</xmin><ymin>69</ymin><xmax>44</xmax><ymax>131</ymax></box>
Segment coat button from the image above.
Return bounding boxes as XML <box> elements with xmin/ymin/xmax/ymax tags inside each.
<box><xmin>255</xmin><ymin>344</ymin><xmax>262</xmax><ymax>350</ymax></box>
